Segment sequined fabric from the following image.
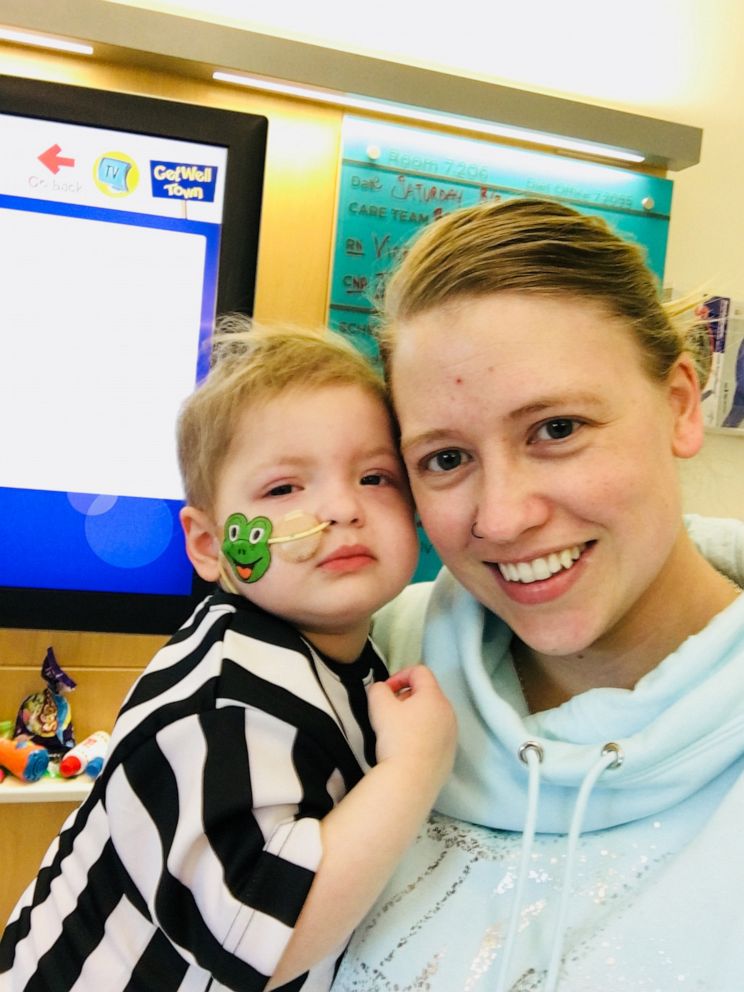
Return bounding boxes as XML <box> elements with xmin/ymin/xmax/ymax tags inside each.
<box><xmin>335</xmin><ymin>768</ymin><xmax>744</xmax><ymax>990</ymax></box>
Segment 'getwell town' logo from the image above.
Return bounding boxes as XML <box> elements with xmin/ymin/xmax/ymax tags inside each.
<box><xmin>150</xmin><ymin>161</ymin><xmax>218</xmax><ymax>202</ymax></box>
<box><xmin>93</xmin><ymin>152</ymin><xmax>139</xmax><ymax>197</ymax></box>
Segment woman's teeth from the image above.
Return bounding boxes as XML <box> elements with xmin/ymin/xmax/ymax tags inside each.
<box><xmin>497</xmin><ymin>544</ymin><xmax>586</xmax><ymax>584</ymax></box>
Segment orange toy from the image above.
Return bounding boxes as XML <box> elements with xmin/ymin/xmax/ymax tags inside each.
<box><xmin>0</xmin><ymin>736</ymin><xmax>49</xmax><ymax>782</ymax></box>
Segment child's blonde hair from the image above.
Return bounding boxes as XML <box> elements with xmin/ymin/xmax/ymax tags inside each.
<box><xmin>177</xmin><ymin>315</ymin><xmax>391</xmax><ymax>512</ymax></box>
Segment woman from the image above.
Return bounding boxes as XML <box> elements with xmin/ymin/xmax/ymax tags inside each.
<box><xmin>333</xmin><ymin>198</ymin><xmax>744</xmax><ymax>991</ymax></box>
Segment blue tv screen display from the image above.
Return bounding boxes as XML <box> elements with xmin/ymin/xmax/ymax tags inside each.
<box><xmin>0</xmin><ymin>77</ymin><xmax>266</xmax><ymax>632</ymax></box>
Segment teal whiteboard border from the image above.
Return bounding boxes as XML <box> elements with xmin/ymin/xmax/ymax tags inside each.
<box><xmin>329</xmin><ymin>116</ymin><xmax>673</xmax><ymax>580</ymax></box>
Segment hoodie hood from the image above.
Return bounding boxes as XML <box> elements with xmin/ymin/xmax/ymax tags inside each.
<box><xmin>427</xmin><ymin>568</ymin><xmax>744</xmax><ymax>834</ymax></box>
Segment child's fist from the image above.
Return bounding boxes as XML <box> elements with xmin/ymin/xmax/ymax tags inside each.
<box><xmin>367</xmin><ymin>665</ymin><xmax>457</xmax><ymax>786</ymax></box>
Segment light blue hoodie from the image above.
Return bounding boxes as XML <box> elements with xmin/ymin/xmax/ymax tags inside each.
<box><xmin>334</xmin><ymin>516</ymin><xmax>744</xmax><ymax>991</ymax></box>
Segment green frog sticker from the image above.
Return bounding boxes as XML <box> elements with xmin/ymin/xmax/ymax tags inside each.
<box><xmin>221</xmin><ymin>513</ymin><xmax>273</xmax><ymax>584</ymax></box>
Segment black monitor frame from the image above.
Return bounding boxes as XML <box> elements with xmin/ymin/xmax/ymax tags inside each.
<box><xmin>0</xmin><ymin>75</ymin><xmax>267</xmax><ymax>633</ymax></box>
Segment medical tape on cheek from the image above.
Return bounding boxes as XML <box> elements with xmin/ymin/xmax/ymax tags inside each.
<box><xmin>220</xmin><ymin>510</ymin><xmax>330</xmax><ymax>584</ymax></box>
<box><xmin>269</xmin><ymin>510</ymin><xmax>331</xmax><ymax>563</ymax></box>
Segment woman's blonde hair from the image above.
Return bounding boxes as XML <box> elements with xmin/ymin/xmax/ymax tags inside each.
<box><xmin>380</xmin><ymin>197</ymin><xmax>711</xmax><ymax>389</ymax></box>
<box><xmin>177</xmin><ymin>314</ymin><xmax>391</xmax><ymax>512</ymax></box>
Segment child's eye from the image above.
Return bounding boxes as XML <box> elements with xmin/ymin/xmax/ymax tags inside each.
<box><xmin>266</xmin><ymin>483</ymin><xmax>297</xmax><ymax>497</ymax></box>
<box><xmin>532</xmin><ymin>418</ymin><xmax>582</xmax><ymax>443</ymax></box>
<box><xmin>360</xmin><ymin>472</ymin><xmax>390</xmax><ymax>486</ymax></box>
<box><xmin>422</xmin><ymin>448</ymin><xmax>471</xmax><ymax>473</ymax></box>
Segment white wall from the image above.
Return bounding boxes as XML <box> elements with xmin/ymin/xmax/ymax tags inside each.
<box><xmin>109</xmin><ymin>0</ymin><xmax>744</xmax><ymax>520</ymax></box>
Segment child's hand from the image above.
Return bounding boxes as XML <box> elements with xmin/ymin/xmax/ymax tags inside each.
<box><xmin>367</xmin><ymin>665</ymin><xmax>457</xmax><ymax>788</ymax></box>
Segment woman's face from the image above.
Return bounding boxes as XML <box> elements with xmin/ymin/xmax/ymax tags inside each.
<box><xmin>392</xmin><ymin>291</ymin><xmax>702</xmax><ymax>658</ymax></box>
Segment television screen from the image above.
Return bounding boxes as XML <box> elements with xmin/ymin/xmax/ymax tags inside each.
<box><xmin>0</xmin><ymin>75</ymin><xmax>267</xmax><ymax>633</ymax></box>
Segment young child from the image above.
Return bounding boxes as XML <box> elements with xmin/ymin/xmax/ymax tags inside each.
<box><xmin>0</xmin><ymin>321</ymin><xmax>457</xmax><ymax>992</ymax></box>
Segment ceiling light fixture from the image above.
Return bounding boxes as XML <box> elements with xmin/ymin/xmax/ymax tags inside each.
<box><xmin>0</xmin><ymin>27</ymin><xmax>93</xmax><ymax>56</ymax></box>
<box><xmin>213</xmin><ymin>70</ymin><xmax>645</xmax><ymax>165</ymax></box>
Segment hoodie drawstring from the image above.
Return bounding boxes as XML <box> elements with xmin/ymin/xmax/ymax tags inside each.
<box><xmin>498</xmin><ymin>741</ymin><xmax>625</xmax><ymax>992</ymax></box>
<box><xmin>495</xmin><ymin>740</ymin><xmax>544</xmax><ymax>992</ymax></box>
<box><xmin>543</xmin><ymin>742</ymin><xmax>624</xmax><ymax>992</ymax></box>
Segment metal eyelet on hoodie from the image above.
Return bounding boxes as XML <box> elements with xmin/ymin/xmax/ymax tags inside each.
<box><xmin>518</xmin><ymin>739</ymin><xmax>545</xmax><ymax>764</ymax></box>
<box><xmin>601</xmin><ymin>741</ymin><xmax>624</xmax><ymax>768</ymax></box>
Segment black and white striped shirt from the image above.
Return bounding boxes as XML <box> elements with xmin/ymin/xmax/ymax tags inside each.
<box><xmin>0</xmin><ymin>590</ymin><xmax>387</xmax><ymax>992</ymax></box>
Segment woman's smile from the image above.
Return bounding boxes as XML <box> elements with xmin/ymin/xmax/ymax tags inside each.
<box><xmin>485</xmin><ymin>541</ymin><xmax>594</xmax><ymax>606</ymax></box>
<box><xmin>492</xmin><ymin>542</ymin><xmax>588</xmax><ymax>583</ymax></box>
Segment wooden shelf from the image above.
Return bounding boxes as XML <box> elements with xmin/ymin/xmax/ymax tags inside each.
<box><xmin>0</xmin><ymin>776</ymin><xmax>93</xmax><ymax>804</ymax></box>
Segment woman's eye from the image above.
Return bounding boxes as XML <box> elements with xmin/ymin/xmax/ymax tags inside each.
<box><xmin>423</xmin><ymin>449</ymin><xmax>469</xmax><ymax>473</ymax></box>
<box><xmin>534</xmin><ymin>418</ymin><xmax>580</xmax><ymax>442</ymax></box>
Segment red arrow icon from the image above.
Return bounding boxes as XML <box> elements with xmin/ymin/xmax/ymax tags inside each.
<box><xmin>38</xmin><ymin>144</ymin><xmax>76</xmax><ymax>174</ymax></box>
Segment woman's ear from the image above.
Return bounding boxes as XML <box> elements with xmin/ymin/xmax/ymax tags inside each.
<box><xmin>180</xmin><ymin>506</ymin><xmax>221</xmax><ymax>582</ymax></box>
<box><xmin>667</xmin><ymin>354</ymin><xmax>704</xmax><ymax>459</ymax></box>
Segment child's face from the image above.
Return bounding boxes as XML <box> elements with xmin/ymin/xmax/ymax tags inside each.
<box><xmin>212</xmin><ymin>384</ymin><xmax>419</xmax><ymax>648</ymax></box>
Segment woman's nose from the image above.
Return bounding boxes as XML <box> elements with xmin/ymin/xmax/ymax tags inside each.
<box><xmin>474</xmin><ymin>464</ymin><xmax>551</xmax><ymax>544</ymax></box>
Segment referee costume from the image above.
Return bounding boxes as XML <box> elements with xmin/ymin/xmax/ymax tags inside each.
<box><xmin>0</xmin><ymin>590</ymin><xmax>386</xmax><ymax>991</ymax></box>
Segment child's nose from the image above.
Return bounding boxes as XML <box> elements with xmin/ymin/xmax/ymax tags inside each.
<box><xmin>324</xmin><ymin>487</ymin><xmax>364</xmax><ymax>527</ymax></box>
